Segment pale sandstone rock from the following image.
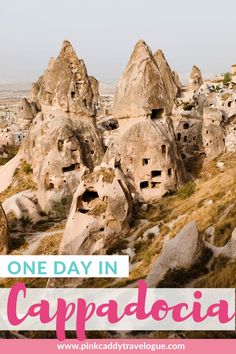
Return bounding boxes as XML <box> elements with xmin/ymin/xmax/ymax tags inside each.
<box><xmin>3</xmin><ymin>190</ymin><xmax>41</xmax><ymax>231</ymax></box>
<box><xmin>21</xmin><ymin>111</ymin><xmax>104</xmax><ymax>213</ymax></box>
<box><xmin>202</xmin><ymin>124</ymin><xmax>225</xmax><ymax>159</ymax></box>
<box><xmin>189</xmin><ymin>65</ymin><xmax>203</xmax><ymax>91</ymax></box>
<box><xmin>59</xmin><ymin>165</ymin><xmax>132</xmax><ymax>255</ymax></box>
<box><xmin>113</xmin><ymin>40</ymin><xmax>170</xmax><ymax>119</ymax></box>
<box><xmin>0</xmin><ymin>153</ymin><xmax>23</xmax><ymax>193</ymax></box>
<box><xmin>154</xmin><ymin>49</ymin><xmax>181</xmax><ymax>108</ymax></box>
<box><xmin>175</xmin><ymin>116</ymin><xmax>204</xmax><ymax>174</ymax></box>
<box><xmin>36</xmin><ymin>40</ymin><xmax>95</xmax><ymax>115</ymax></box>
<box><xmin>18</xmin><ymin>98</ymin><xmax>35</xmax><ymax>122</ymax></box>
<box><xmin>225</xmin><ymin>129</ymin><xmax>236</xmax><ymax>152</ymax></box>
<box><xmin>209</xmin><ymin>227</ymin><xmax>236</xmax><ymax>259</ymax></box>
<box><xmin>89</xmin><ymin>76</ymin><xmax>100</xmax><ymax>110</ymax></box>
<box><xmin>146</xmin><ymin>221</ymin><xmax>204</xmax><ymax>287</ymax></box>
<box><xmin>104</xmin><ymin>117</ymin><xmax>188</xmax><ymax>201</ymax></box>
<box><xmin>1</xmin><ymin>41</ymin><xmax>104</xmax><ymax>216</ymax></box>
<box><xmin>143</xmin><ymin>225</ymin><xmax>160</xmax><ymax>241</ymax></box>
<box><xmin>203</xmin><ymin>106</ymin><xmax>223</xmax><ymax>126</ymax></box>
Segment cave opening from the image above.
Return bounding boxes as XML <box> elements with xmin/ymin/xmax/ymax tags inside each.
<box><xmin>140</xmin><ymin>181</ymin><xmax>149</xmax><ymax>189</ymax></box>
<box><xmin>82</xmin><ymin>190</ymin><xmax>99</xmax><ymax>203</ymax></box>
<box><xmin>62</xmin><ymin>164</ymin><xmax>79</xmax><ymax>173</ymax></box>
<box><xmin>151</xmin><ymin>170</ymin><xmax>162</xmax><ymax>178</ymax></box>
<box><xmin>151</xmin><ymin>108</ymin><xmax>164</xmax><ymax>120</ymax></box>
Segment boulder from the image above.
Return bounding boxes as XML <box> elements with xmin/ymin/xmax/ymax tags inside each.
<box><xmin>3</xmin><ymin>190</ymin><xmax>42</xmax><ymax>231</ymax></box>
<box><xmin>0</xmin><ymin>153</ymin><xmax>23</xmax><ymax>193</ymax></box>
<box><xmin>215</xmin><ymin>227</ymin><xmax>236</xmax><ymax>259</ymax></box>
<box><xmin>146</xmin><ymin>221</ymin><xmax>204</xmax><ymax>287</ymax></box>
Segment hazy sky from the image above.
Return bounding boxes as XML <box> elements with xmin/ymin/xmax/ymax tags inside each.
<box><xmin>0</xmin><ymin>0</ymin><xmax>236</xmax><ymax>84</ymax></box>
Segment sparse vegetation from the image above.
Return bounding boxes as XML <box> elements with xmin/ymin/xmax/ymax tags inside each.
<box><xmin>177</xmin><ymin>181</ymin><xmax>196</xmax><ymax>199</ymax></box>
<box><xmin>106</xmin><ymin>237</ymin><xmax>129</xmax><ymax>254</ymax></box>
<box><xmin>0</xmin><ymin>145</ymin><xmax>19</xmax><ymax>166</ymax></box>
<box><xmin>193</xmin><ymin>259</ymin><xmax>236</xmax><ymax>288</ymax></box>
<box><xmin>158</xmin><ymin>247</ymin><xmax>213</xmax><ymax>287</ymax></box>
<box><xmin>223</xmin><ymin>72</ymin><xmax>232</xmax><ymax>84</ymax></box>
<box><xmin>89</xmin><ymin>200</ymin><xmax>107</xmax><ymax>215</ymax></box>
<box><xmin>214</xmin><ymin>203</ymin><xmax>236</xmax><ymax>246</ymax></box>
<box><xmin>22</xmin><ymin>161</ymin><xmax>33</xmax><ymax>174</ymax></box>
<box><xmin>19</xmin><ymin>215</ymin><xmax>32</xmax><ymax>228</ymax></box>
<box><xmin>9</xmin><ymin>236</ymin><xmax>28</xmax><ymax>254</ymax></box>
<box><xmin>51</xmin><ymin>197</ymin><xmax>71</xmax><ymax>220</ymax></box>
<box><xmin>34</xmin><ymin>233</ymin><xmax>62</xmax><ymax>255</ymax></box>
<box><xmin>0</xmin><ymin>161</ymin><xmax>37</xmax><ymax>202</ymax></box>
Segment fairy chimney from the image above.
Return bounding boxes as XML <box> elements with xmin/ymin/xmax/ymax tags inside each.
<box><xmin>113</xmin><ymin>40</ymin><xmax>170</xmax><ymax>120</ymax></box>
<box><xmin>37</xmin><ymin>40</ymin><xmax>95</xmax><ymax>115</ymax></box>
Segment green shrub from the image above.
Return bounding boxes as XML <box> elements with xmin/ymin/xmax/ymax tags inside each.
<box><xmin>223</xmin><ymin>72</ymin><xmax>231</xmax><ymax>84</ymax></box>
<box><xmin>19</xmin><ymin>216</ymin><xmax>32</xmax><ymax>228</ymax></box>
<box><xmin>51</xmin><ymin>197</ymin><xmax>72</xmax><ymax>220</ymax></box>
<box><xmin>22</xmin><ymin>162</ymin><xmax>33</xmax><ymax>174</ymax></box>
<box><xmin>177</xmin><ymin>181</ymin><xmax>196</xmax><ymax>199</ymax></box>
<box><xmin>0</xmin><ymin>145</ymin><xmax>19</xmax><ymax>166</ymax></box>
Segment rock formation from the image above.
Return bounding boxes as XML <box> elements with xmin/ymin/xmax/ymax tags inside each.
<box><xmin>104</xmin><ymin>118</ymin><xmax>188</xmax><ymax>201</ymax></box>
<box><xmin>59</xmin><ymin>165</ymin><xmax>132</xmax><ymax>255</ymax></box>
<box><xmin>113</xmin><ymin>40</ymin><xmax>170</xmax><ymax>119</ymax></box>
<box><xmin>146</xmin><ymin>221</ymin><xmax>204</xmax><ymax>287</ymax></box>
<box><xmin>21</xmin><ymin>110</ymin><xmax>104</xmax><ymax>213</ymax></box>
<box><xmin>202</xmin><ymin>107</ymin><xmax>225</xmax><ymax>159</ymax></box>
<box><xmin>173</xmin><ymin>107</ymin><xmax>204</xmax><ymax>175</ymax></box>
<box><xmin>154</xmin><ymin>49</ymin><xmax>181</xmax><ymax>108</ymax></box>
<box><xmin>106</xmin><ymin>40</ymin><xmax>189</xmax><ymax>201</ymax></box>
<box><xmin>89</xmin><ymin>76</ymin><xmax>100</xmax><ymax>110</ymax></box>
<box><xmin>0</xmin><ymin>40</ymin><xmax>104</xmax><ymax>217</ymax></box>
<box><xmin>3</xmin><ymin>190</ymin><xmax>41</xmax><ymax>231</ymax></box>
<box><xmin>0</xmin><ymin>203</ymin><xmax>9</xmax><ymax>254</ymax></box>
<box><xmin>18</xmin><ymin>98</ymin><xmax>35</xmax><ymax>122</ymax></box>
<box><xmin>36</xmin><ymin>40</ymin><xmax>95</xmax><ymax>115</ymax></box>
<box><xmin>189</xmin><ymin>65</ymin><xmax>203</xmax><ymax>91</ymax></box>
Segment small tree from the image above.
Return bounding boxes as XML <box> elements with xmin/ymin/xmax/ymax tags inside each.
<box><xmin>223</xmin><ymin>72</ymin><xmax>232</xmax><ymax>84</ymax></box>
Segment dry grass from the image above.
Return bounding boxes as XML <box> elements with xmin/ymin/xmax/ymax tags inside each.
<box><xmin>0</xmin><ymin>277</ymin><xmax>48</xmax><ymax>289</ymax></box>
<box><xmin>193</xmin><ymin>259</ymin><xmax>236</xmax><ymax>288</ymax></box>
<box><xmin>0</xmin><ymin>145</ymin><xmax>19</xmax><ymax>166</ymax></box>
<box><xmin>9</xmin><ymin>236</ymin><xmax>28</xmax><ymax>255</ymax></box>
<box><xmin>122</xmin><ymin>153</ymin><xmax>236</xmax><ymax>286</ymax></box>
<box><xmin>142</xmin><ymin>154</ymin><xmax>236</xmax><ymax>245</ymax></box>
<box><xmin>34</xmin><ymin>233</ymin><xmax>63</xmax><ymax>255</ymax></box>
<box><xmin>0</xmin><ymin>160</ymin><xmax>37</xmax><ymax>203</ymax></box>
